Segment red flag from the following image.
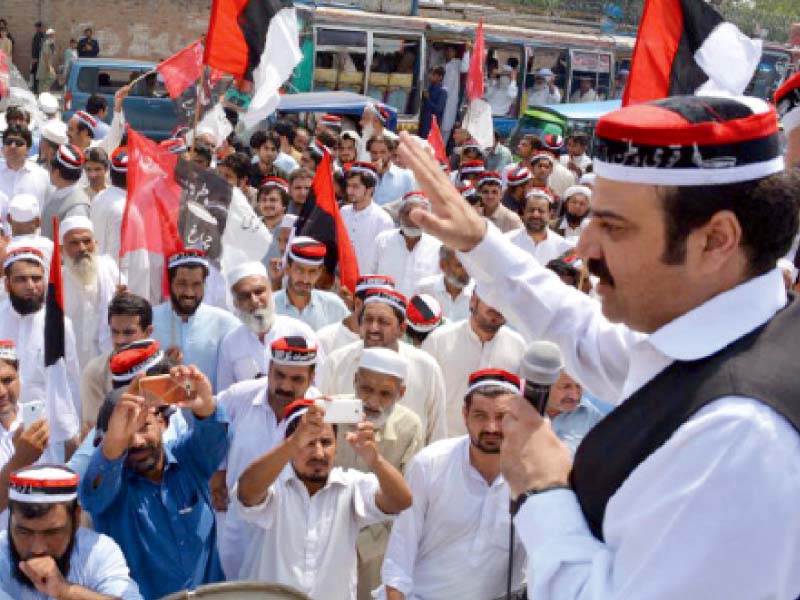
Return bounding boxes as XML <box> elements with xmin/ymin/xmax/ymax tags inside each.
<box><xmin>427</xmin><ymin>115</ymin><xmax>447</xmax><ymax>165</ymax></box>
<box><xmin>156</xmin><ymin>40</ymin><xmax>205</xmax><ymax>99</ymax></box>
<box><xmin>296</xmin><ymin>151</ymin><xmax>359</xmax><ymax>292</ymax></box>
<box><xmin>465</xmin><ymin>18</ymin><xmax>485</xmax><ymax>102</ymax></box>
<box><xmin>122</xmin><ymin>128</ymin><xmax>183</xmax><ymax>297</ymax></box>
<box><xmin>0</xmin><ymin>50</ymin><xmax>9</xmax><ymax>98</ymax></box>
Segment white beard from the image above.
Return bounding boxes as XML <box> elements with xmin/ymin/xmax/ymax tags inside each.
<box><xmin>236</xmin><ymin>295</ymin><xmax>276</xmax><ymax>334</ymax></box>
<box><xmin>66</xmin><ymin>253</ymin><xmax>98</xmax><ymax>288</ymax></box>
<box><xmin>365</xmin><ymin>402</ymin><xmax>395</xmax><ymax>430</ymax></box>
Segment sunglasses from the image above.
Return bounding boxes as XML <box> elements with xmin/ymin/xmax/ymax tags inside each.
<box><xmin>3</xmin><ymin>138</ymin><xmax>26</xmax><ymax>148</ymax></box>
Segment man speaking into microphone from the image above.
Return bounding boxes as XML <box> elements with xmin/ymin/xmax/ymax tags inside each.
<box><xmin>397</xmin><ymin>95</ymin><xmax>800</xmax><ymax>599</ymax></box>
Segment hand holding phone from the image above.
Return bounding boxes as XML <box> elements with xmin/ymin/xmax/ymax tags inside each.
<box><xmin>315</xmin><ymin>397</ymin><xmax>364</xmax><ymax>424</ymax></box>
<box><xmin>138</xmin><ymin>374</ymin><xmax>193</xmax><ymax>406</ymax></box>
<box><xmin>21</xmin><ymin>400</ymin><xmax>46</xmax><ymax>429</ymax></box>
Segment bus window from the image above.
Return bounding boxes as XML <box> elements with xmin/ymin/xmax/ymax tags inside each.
<box><xmin>746</xmin><ymin>52</ymin><xmax>790</xmax><ymax>101</ymax></box>
<box><xmin>314</xmin><ymin>28</ymin><xmax>368</xmax><ymax>94</ymax></box>
<box><xmin>370</xmin><ymin>35</ymin><xmax>421</xmax><ymax>116</ymax></box>
<box><xmin>524</xmin><ymin>47</ymin><xmax>568</xmax><ymax>108</ymax></box>
<box><xmin>569</xmin><ymin>50</ymin><xmax>612</xmax><ymax>103</ymax></box>
<box><xmin>485</xmin><ymin>44</ymin><xmax>524</xmax><ymax>117</ymax></box>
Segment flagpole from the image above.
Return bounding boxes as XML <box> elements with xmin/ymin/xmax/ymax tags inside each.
<box><xmin>126</xmin><ymin>68</ymin><xmax>157</xmax><ymax>91</ymax></box>
<box><xmin>190</xmin><ymin>67</ymin><xmax>207</xmax><ymax>156</ymax></box>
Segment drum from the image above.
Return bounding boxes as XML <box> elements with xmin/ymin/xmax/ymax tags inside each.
<box><xmin>158</xmin><ymin>582</ymin><xmax>312</xmax><ymax>600</ymax></box>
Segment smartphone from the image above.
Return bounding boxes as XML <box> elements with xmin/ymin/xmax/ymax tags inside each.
<box><xmin>138</xmin><ymin>375</ymin><xmax>192</xmax><ymax>405</ymax></box>
<box><xmin>315</xmin><ymin>397</ymin><xmax>364</xmax><ymax>424</ymax></box>
<box><xmin>21</xmin><ymin>400</ymin><xmax>46</xmax><ymax>428</ymax></box>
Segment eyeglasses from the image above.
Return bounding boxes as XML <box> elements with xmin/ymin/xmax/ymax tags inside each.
<box><xmin>2</xmin><ymin>138</ymin><xmax>26</xmax><ymax>148</ymax></box>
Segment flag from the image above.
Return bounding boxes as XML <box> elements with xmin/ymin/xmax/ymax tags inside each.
<box><xmin>204</xmin><ymin>0</ymin><xmax>302</xmax><ymax>127</ymax></box>
<box><xmin>156</xmin><ymin>40</ymin><xmax>205</xmax><ymax>99</ymax></box>
<box><xmin>427</xmin><ymin>115</ymin><xmax>447</xmax><ymax>165</ymax></box>
<box><xmin>622</xmin><ymin>0</ymin><xmax>761</xmax><ymax>106</ymax></box>
<box><xmin>123</xmin><ymin>128</ymin><xmax>183</xmax><ymax>299</ymax></box>
<box><xmin>44</xmin><ymin>218</ymin><xmax>79</xmax><ymax>444</ymax></box>
<box><xmin>0</xmin><ymin>50</ymin><xmax>9</xmax><ymax>98</ymax></box>
<box><xmin>465</xmin><ymin>18</ymin><xmax>485</xmax><ymax>102</ymax></box>
<box><xmin>295</xmin><ymin>151</ymin><xmax>359</xmax><ymax>292</ymax></box>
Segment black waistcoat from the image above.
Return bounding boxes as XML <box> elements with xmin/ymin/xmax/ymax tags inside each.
<box><xmin>570</xmin><ymin>296</ymin><xmax>800</xmax><ymax>541</ymax></box>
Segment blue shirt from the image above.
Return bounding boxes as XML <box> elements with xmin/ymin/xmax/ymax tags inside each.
<box><xmin>550</xmin><ymin>396</ymin><xmax>605</xmax><ymax>454</ymax></box>
<box><xmin>273</xmin><ymin>288</ymin><xmax>350</xmax><ymax>332</ymax></box>
<box><xmin>150</xmin><ymin>302</ymin><xmax>240</xmax><ymax>392</ymax></box>
<box><xmin>419</xmin><ymin>82</ymin><xmax>447</xmax><ymax>138</ymax></box>
<box><xmin>373</xmin><ymin>164</ymin><xmax>416</xmax><ymax>206</ymax></box>
<box><xmin>79</xmin><ymin>406</ymin><xmax>230</xmax><ymax>600</ymax></box>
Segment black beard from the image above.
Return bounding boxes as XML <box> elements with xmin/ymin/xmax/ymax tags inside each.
<box><xmin>9</xmin><ymin>293</ymin><xmax>44</xmax><ymax>315</ymax></box>
<box><xmin>170</xmin><ymin>290</ymin><xmax>202</xmax><ymax>317</ymax></box>
<box><xmin>565</xmin><ymin>211</ymin><xmax>586</xmax><ymax>227</ymax></box>
<box><xmin>471</xmin><ymin>434</ymin><xmax>502</xmax><ymax>455</ymax></box>
<box><xmin>10</xmin><ymin>516</ymin><xmax>76</xmax><ymax>589</ymax></box>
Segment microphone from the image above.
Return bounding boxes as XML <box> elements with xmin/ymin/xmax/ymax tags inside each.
<box><xmin>519</xmin><ymin>341</ymin><xmax>564</xmax><ymax>415</ymax></box>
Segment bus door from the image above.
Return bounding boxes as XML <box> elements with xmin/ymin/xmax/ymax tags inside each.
<box><xmin>568</xmin><ymin>50</ymin><xmax>613</xmax><ymax>103</ymax></box>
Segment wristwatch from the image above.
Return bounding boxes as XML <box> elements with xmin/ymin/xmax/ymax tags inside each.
<box><xmin>509</xmin><ymin>484</ymin><xmax>571</xmax><ymax>516</ymax></box>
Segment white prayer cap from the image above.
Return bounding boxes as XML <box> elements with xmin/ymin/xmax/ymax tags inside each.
<box><xmin>536</xmin><ymin>68</ymin><xmax>554</xmax><ymax>78</ymax></box>
<box><xmin>45</xmin><ymin>28</ymin><xmax>55</xmax><ymax>36</ymax></box>
<box><xmin>341</xmin><ymin>129</ymin><xmax>361</xmax><ymax>143</ymax></box>
<box><xmin>227</xmin><ymin>261</ymin><xmax>268</xmax><ymax>288</ymax></box>
<box><xmin>280</xmin><ymin>214</ymin><xmax>298</xmax><ymax>229</ymax></box>
<box><xmin>38</xmin><ymin>92</ymin><xmax>59</xmax><ymax>115</ymax></box>
<box><xmin>359</xmin><ymin>348</ymin><xmax>407</xmax><ymax>381</ymax></box>
<box><xmin>8</xmin><ymin>194</ymin><xmax>40</xmax><ymax>223</ymax></box>
<box><xmin>59</xmin><ymin>215</ymin><xmax>94</xmax><ymax>243</ymax></box>
<box><xmin>562</xmin><ymin>185</ymin><xmax>592</xmax><ymax>201</ymax></box>
<box><xmin>579</xmin><ymin>173</ymin><xmax>596</xmax><ymax>187</ymax></box>
<box><xmin>40</xmin><ymin>120</ymin><xmax>68</xmax><ymax>146</ymax></box>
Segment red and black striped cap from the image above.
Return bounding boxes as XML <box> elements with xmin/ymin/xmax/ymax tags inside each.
<box><xmin>9</xmin><ymin>465</ymin><xmax>80</xmax><ymax>503</ymax></box>
<box><xmin>56</xmin><ymin>144</ymin><xmax>85</xmax><ymax>171</ymax></box>
<box><xmin>271</xmin><ymin>336</ymin><xmax>318</xmax><ymax>367</ymax></box>
<box><xmin>288</xmin><ymin>236</ymin><xmax>326</xmax><ymax>266</ymax></box>
<box><xmin>72</xmin><ymin>110</ymin><xmax>98</xmax><ymax>136</ymax></box>
<box><xmin>355</xmin><ymin>274</ymin><xmax>395</xmax><ymax>297</ymax></box>
<box><xmin>110</xmin><ymin>146</ymin><xmax>128</xmax><ymax>173</ymax></box>
<box><xmin>543</xmin><ymin>133</ymin><xmax>564</xmax><ymax>151</ymax></box>
<box><xmin>363</xmin><ymin>288</ymin><xmax>408</xmax><ymax>315</ymax></box>
<box><xmin>109</xmin><ymin>339</ymin><xmax>163</xmax><ymax>383</ymax></box>
<box><xmin>460</xmin><ymin>159</ymin><xmax>485</xmax><ymax>175</ymax></box>
<box><xmin>507</xmin><ymin>166</ymin><xmax>532</xmax><ymax>186</ymax></box>
<box><xmin>775</xmin><ymin>71</ymin><xmax>800</xmax><ymax>135</ymax></box>
<box><xmin>462</xmin><ymin>139</ymin><xmax>484</xmax><ymax>154</ymax></box>
<box><xmin>0</xmin><ymin>340</ymin><xmax>16</xmax><ymax>362</ymax></box>
<box><xmin>168</xmin><ymin>248</ymin><xmax>209</xmax><ymax>270</ymax></box>
<box><xmin>526</xmin><ymin>186</ymin><xmax>556</xmax><ymax>205</ymax></box>
<box><xmin>594</xmin><ymin>95</ymin><xmax>783</xmax><ymax>186</ymax></box>
<box><xmin>347</xmin><ymin>161</ymin><xmax>378</xmax><ymax>181</ymax></box>
<box><xmin>406</xmin><ymin>294</ymin><xmax>443</xmax><ymax>333</ymax></box>
<box><xmin>261</xmin><ymin>176</ymin><xmax>289</xmax><ymax>194</ymax></box>
<box><xmin>320</xmin><ymin>114</ymin><xmax>342</xmax><ymax>128</ymax></box>
<box><xmin>3</xmin><ymin>246</ymin><xmax>45</xmax><ymax>271</ymax></box>
<box><xmin>371</xmin><ymin>104</ymin><xmax>391</xmax><ymax>126</ymax></box>
<box><xmin>467</xmin><ymin>368</ymin><xmax>521</xmax><ymax>396</ymax></box>
<box><xmin>478</xmin><ymin>171</ymin><xmax>503</xmax><ymax>188</ymax></box>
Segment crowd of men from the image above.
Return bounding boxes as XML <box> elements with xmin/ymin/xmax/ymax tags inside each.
<box><xmin>0</xmin><ymin>64</ymin><xmax>798</xmax><ymax>600</ymax></box>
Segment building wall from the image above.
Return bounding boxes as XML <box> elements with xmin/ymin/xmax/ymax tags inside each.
<box><xmin>2</xmin><ymin>0</ymin><xmax>211</xmax><ymax>75</ymax></box>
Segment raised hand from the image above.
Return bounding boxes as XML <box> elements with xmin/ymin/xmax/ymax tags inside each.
<box><xmin>397</xmin><ymin>131</ymin><xmax>487</xmax><ymax>252</ymax></box>
<box><xmin>170</xmin><ymin>365</ymin><xmax>216</xmax><ymax>418</ymax></box>
<box><xmin>12</xmin><ymin>419</ymin><xmax>49</xmax><ymax>467</ymax></box>
<box><xmin>289</xmin><ymin>404</ymin><xmax>326</xmax><ymax>451</ymax></box>
<box><xmin>346</xmin><ymin>420</ymin><xmax>380</xmax><ymax>468</ymax></box>
<box><xmin>102</xmin><ymin>393</ymin><xmax>148</xmax><ymax>460</ymax></box>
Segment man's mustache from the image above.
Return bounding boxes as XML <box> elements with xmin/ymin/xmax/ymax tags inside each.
<box><xmin>587</xmin><ymin>258</ymin><xmax>615</xmax><ymax>286</ymax></box>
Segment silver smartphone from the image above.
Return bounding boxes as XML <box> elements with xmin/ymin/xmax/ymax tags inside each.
<box><xmin>21</xmin><ymin>400</ymin><xmax>46</xmax><ymax>428</ymax></box>
<box><xmin>315</xmin><ymin>397</ymin><xmax>365</xmax><ymax>424</ymax></box>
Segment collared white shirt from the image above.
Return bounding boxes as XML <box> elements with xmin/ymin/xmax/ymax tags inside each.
<box><xmin>340</xmin><ymin>201</ymin><xmax>395</xmax><ymax>273</ymax></box>
<box><xmin>527</xmin><ymin>84</ymin><xmax>562</xmax><ymax>107</ymax></box>
<box><xmin>216</xmin><ymin>377</ymin><xmax>319</xmax><ymax>579</ymax></box>
<box><xmin>556</xmin><ymin>216</ymin><xmax>591</xmax><ymax>244</ymax></box>
<box><xmin>506</xmin><ymin>226</ymin><xmax>574</xmax><ymax>266</ymax></box>
<box><xmin>235</xmin><ymin>466</ymin><xmax>392</xmax><ymax>599</ymax></box>
<box><xmin>373</xmin><ymin>164</ymin><xmax>416</xmax><ymax>206</ymax></box>
<box><xmin>216</xmin><ymin>316</ymin><xmax>319</xmax><ymax>393</ymax></box>
<box><xmin>0</xmin><ymin>528</ymin><xmax>143</xmax><ymax>600</ymax></box>
<box><xmin>421</xmin><ymin>319</ymin><xmax>526</xmax><ymax>436</ymax></box>
<box><xmin>318</xmin><ymin>340</ymin><xmax>447</xmax><ymax>444</ymax></box>
<box><xmin>273</xmin><ymin>288</ymin><xmax>349</xmax><ymax>332</ymax></box>
<box><xmin>560</xmin><ymin>153</ymin><xmax>592</xmax><ymax>172</ymax></box>
<box><xmin>0</xmin><ymin>159</ymin><xmax>50</xmax><ymax>210</ymax></box>
<box><xmin>91</xmin><ymin>184</ymin><xmax>127</xmax><ymax>259</ymax></box>
<box><xmin>459</xmin><ymin>223</ymin><xmax>800</xmax><ymax>600</ymax></box>
<box><xmin>550</xmin><ymin>396</ymin><xmax>605</xmax><ymax>454</ymax></box>
<box><xmin>369</xmin><ymin>229</ymin><xmax>441</xmax><ymax>298</ymax></box>
<box><xmin>63</xmin><ymin>254</ymin><xmax>123</xmax><ymax>370</ymax></box>
<box><xmin>414</xmin><ymin>274</ymin><xmax>474</xmax><ymax>322</ymax></box>
<box><xmin>380</xmin><ymin>436</ymin><xmax>525</xmax><ymax>600</ymax></box>
<box><xmin>316</xmin><ymin>320</ymin><xmax>360</xmax><ymax>356</ymax></box>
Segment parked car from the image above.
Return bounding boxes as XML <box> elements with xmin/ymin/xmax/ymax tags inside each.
<box><xmin>63</xmin><ymin>58</ymin><xmax>181</xmax><ymax>140</ymax></box>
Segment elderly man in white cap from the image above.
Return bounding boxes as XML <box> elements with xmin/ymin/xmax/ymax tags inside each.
<box><xmin>380</xmin><ymin>368</ymin><xmax>527</xmax><ymax>600</ymax></box>
<box><xmin>60</xmin><ymin>215</ymin><xmax>125</xmax><ymax>370</ymax></box>
<box><xmin>554</xmin><ymin>184</ymin><xmax>592</xmax><ymax>242</ymax></box>
<box><xmin>214</xmin><ymin>336</ymin><xmax>321</xmax><ymax>579</ymax></box>
<box><xmin>319</xmin><ymin>288</ymin><xmax>447</xmax><ymax>444</ymax></box>
<box><xmin>335</xmin><ymin>347</ymin><xmax>423</xmax><ymax>600</ymax></box>
<box><xmin>526</xmin><ymin>67</ymin><xmax>562</xmax><ymax>107</ymax></box>
<box><xmin>421</xmin><ymin>288</ymin><xmax>525</xmax><ymax>436</ymax></box>
<box><xmin>368</xmin><ymin>192</ymin><xmax>441</xmax><ymax>297</ymax></box>
<box><xmin>6</xmin><ymin>193</ymin><xmax>53</xmax><ymax>267</ymax></box>
<box><xmin>216</xmin><ymin>261</ymin><xmax>318</xmax><ymax>392</ymax></box>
